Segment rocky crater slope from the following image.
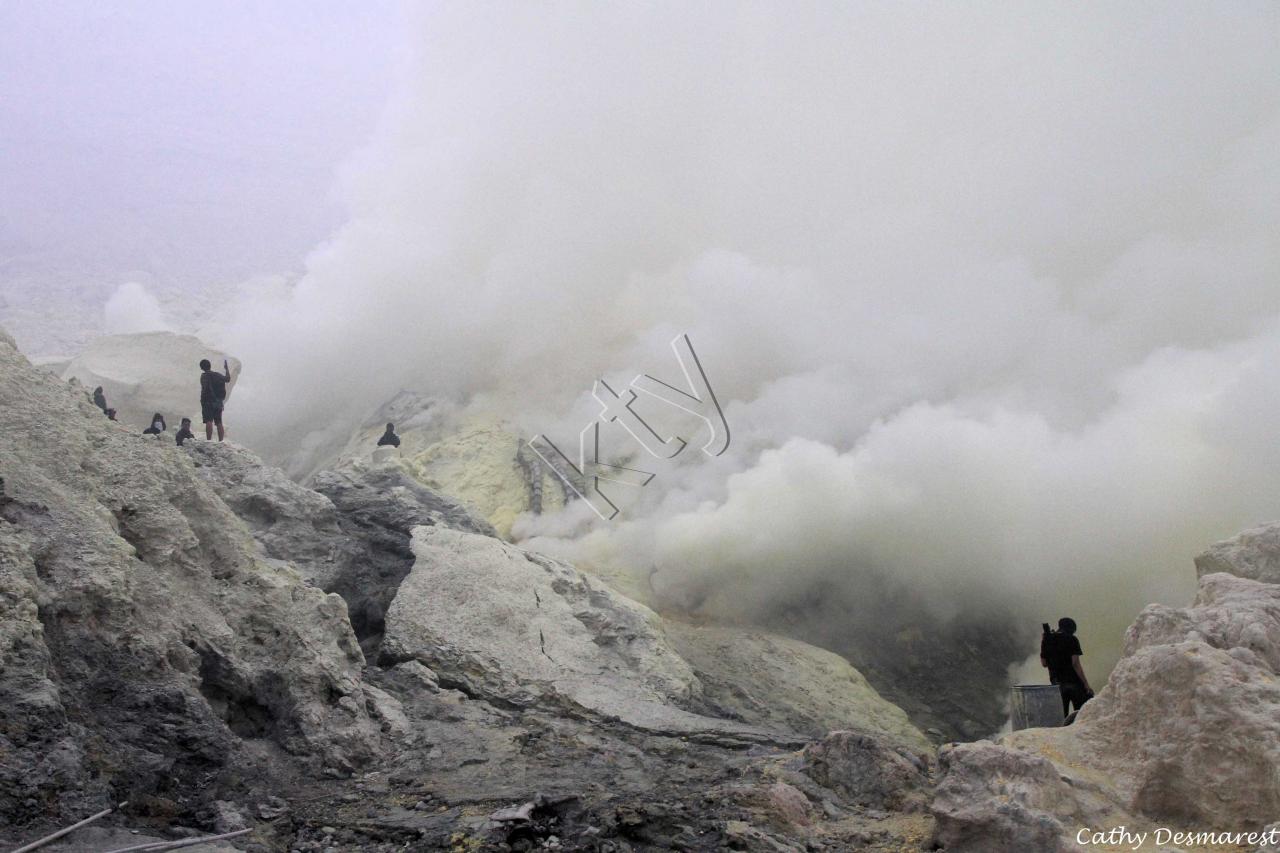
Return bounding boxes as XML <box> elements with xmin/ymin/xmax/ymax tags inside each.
<box><xmin>1</xmin><ymin>327</ymin><xmax>942</xmax><ymax>851</ymax></box>
<box><xmin>0</xmin><ymin>329</ymin><xmax>380</xmax><ymax>827</ymax></box>
<box><xmin>6</xmin><ymin>324</ymin><xmax>1277</xmax><ymax>852</ymax></box>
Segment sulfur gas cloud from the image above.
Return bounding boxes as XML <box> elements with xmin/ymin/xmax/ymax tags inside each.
<box><xmin>207</xmin><ymin>3</ymin><xmax>1280</xmax><ymax>687</ymax></box>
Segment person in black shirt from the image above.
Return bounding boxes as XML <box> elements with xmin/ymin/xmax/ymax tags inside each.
<box><xmin>377</xmin><ymin>423</ymin><xmax>402</xmax><ymax>448</ymax></box>
<box><xmin>175</xmin><ymin>417</ymin><xmax>195</xmax><ymax>447</ymax></box>
<box><xmin>93</xmin><ymin>386</ymin><xmax>109</xmax><ymax>413</ymax></box>
<box><xmin>142</xmin><ymin>413</ymin><xmax>167</xmax><ymax>436</ymax></box>
<box><xmin>1041</xmin><ymin>617</ymin><xmax>1094</xmax><ymax>720</ymax></box>
<box><xmin>199</xmin><ymin>358</ymin><xmax>231</xmax><ymax>441</ymax></box>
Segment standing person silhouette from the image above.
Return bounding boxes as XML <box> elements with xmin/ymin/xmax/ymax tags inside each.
<box><xmin>199</xmin><ymin>359</ymin><xmax>231</xmax><ymax>441</ymax></box>
<box><xmin>1040</xmin><ymin>617</ymin><xmax>1094</xmax><ymax>721</ymax></box>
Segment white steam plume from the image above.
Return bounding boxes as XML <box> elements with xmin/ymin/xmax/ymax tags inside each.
<box><xmin>214</xmin><ymin>3</ymin><xmax>1280</xmax><ymax>687</ymax></box>
<box><xmin>104</xmin><ymin>281</ymin><xmax>170</xmax><ymax>335</ymax></box>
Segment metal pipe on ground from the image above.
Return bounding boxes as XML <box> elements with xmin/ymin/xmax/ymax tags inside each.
<box><xmin>8</xmin><ymin>802</ymin><xmax>129</xmax><ymax>853</ymax></box>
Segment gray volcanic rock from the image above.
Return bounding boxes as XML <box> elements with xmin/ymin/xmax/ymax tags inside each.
<box><xmin>0</xmin><ymin>326</ymin><xmax>959</xmax><ymax>853</ymax></box>
<box><xmin>312</xmin><ymin>460</ymin><xmax>494</xmax><ymax>650</ymax></box>
<box><xmin>1196</xmin><ymin>521</ymin><xmax>1280</xmax><ymax>584</ymax></box>
<box><xmin>383</xmin><ymin>527</ymin><xmax>936</xmax><ymax>748</ymax></box>
<box><xmin>185</xmin><ymin>443</ymin><xmax>493</xmax><ymax>654</ymax></box>
<box><xmin>185</xmin><ymin>441</ymin><xmax>359</xmax><ymax>591</ymax></box>
<box><xmin>0</xmin><ymin>328</ymin><xmax>380</xmax><ymax>826</ymax></box>
<box><xmin>312</xmin><ymin>458</ymin><xmax>495</xmax><ymax>539</ymax></box>
<box><xmin>799</xmin><ymin>730</ymin><xmax>931</xmax><ymax>811</ymax></box>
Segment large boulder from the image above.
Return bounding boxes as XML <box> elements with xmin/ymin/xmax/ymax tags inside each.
<box><xmin>60</xmin><ymin>331</ymin><xmax>240</xmax><ymax>431</ymax></box>
<box><xmin>1195</xmin><ymin>521</ymin><xmax>1280</xmax><ymax>584</ymax></box>
<box><xmin>382</xmin><ymin>527</ymin><xmax>702</xmax><ymax>723</ymax></box>
<box><xmin>931</xmin><ymin>740</ymin><xmax>1123</xmax><ymax>853</ymax></box>
<box><xmin>0</xmin><ymin>328</ymin><xmax>380</xmax><ymax>827</ymax></box>
<box><xmin>799</xmin><ymin>730</ymin><xmax>931</xmax><ymax>811</ymax></box>
<box><xmin>382</xmin><ymin>526</ymin><xmax>926</xmax><ymax>746</ymax></box>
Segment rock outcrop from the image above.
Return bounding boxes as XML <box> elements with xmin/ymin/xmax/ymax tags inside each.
<box><xmin>931</xmin><ymin>739</ymin><xmax>1123</xmax><ymax>853</ymax></box>
<box><xmin>931</xmin><ymin>550</ymin><xmax>1280</xmax><ymax>849</ymax></box>
<box><xmin>0</xmin><ymin>329</ymin><xmax>378</xmax><ymax>825</ymax></box>
<box><xmin>799</xmin><ymin>730</ymin><xmax>932</xmax><ymax>811</ymax></box>
<box><xmin>1196</xmin><ymin>520</ymin><xmax>1280</xmax><ymax>584</ymax></box>
<box><xmin>59</xmin><ymin>331</ymin><xmax>240</xmax><ymax>431</ymax></box>
<box><xmin>184</xmin><ymin>443</ymin><xmax>492</xmax><ymax>653</ymax></box>
<box><xmin>382</xmin><ymin>527</ymin><xmax>704</xmax><ymax>723</ymax></box>
<box><xmin>311</xmin><ymin>461</ymin><xmax>494</xmax><ymax>650</ymax></box>
<box><xmin>1068</xmin><ymin>572</ymin><xmax>1280</xmax><ymax>826</ymax></box>
<box><xmin>185</xmin><ymin>441</ymin><xmax>359</xmax><ymax>591</ymax></box>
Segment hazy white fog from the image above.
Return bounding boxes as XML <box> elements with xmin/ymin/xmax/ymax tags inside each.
<box><xmin>0</xmin><ymin>0</ymin><xmax>402</xmax><ymax>353</ymax></box>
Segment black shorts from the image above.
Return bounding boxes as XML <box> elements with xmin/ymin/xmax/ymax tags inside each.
<box><xmin>1055</xmin><ymin>680</ymin><xmax>1091</xmax><ymax>718</ymax></box>
<box><xmin>201</xmin><ymin>400</ymin><xmax>224</xmax><ymax>425</ymax></box>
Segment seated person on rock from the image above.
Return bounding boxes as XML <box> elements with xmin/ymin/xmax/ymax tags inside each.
<box><xmin>377</xmin><ymin>422</ymin><xmax>402</xmax><ymax>448</ymax></box>
<box><xmin>142</xmin><ymin>413</ymin><xmax>167</xmax><ymax>436</ymax></box>
<box><xmin>1040</xmin><ymin>617</ymin><xmax>1094</xmax><ymax>721</ymax></box>
<box><xmin>175</xmin><ymin>417</ymin><xmax>195</xmax><ymax>446</ymax></box>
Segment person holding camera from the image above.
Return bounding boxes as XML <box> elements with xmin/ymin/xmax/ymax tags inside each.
<box><xmin>199</xmin><ymin>358</ymin><xmax>232</xmax><ymax>441</ymax></box>
<box><xmin>1041</xmin><ymin>617</ymin><xmax>1094</xmax><ymax>721</ymax></box>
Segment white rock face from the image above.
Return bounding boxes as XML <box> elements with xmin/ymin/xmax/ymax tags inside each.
<box><xmin>1074</xmin><ymin>572</ymin><xmax>1280</xmax><ymax>825</ymax></box>
<box><xmin>382</xmin><ymin>526</ymin><xmax>928</xmax><ymax>747</ymax></box>
<box><xmin>0</xmin><ymin>328</ymin><xmax>379</xmax><ymax>822</ymax></box>
<box><xmin>383</xmin><ymin>526</ymin><xmax>701</xmax><ymax>721</ymax></box>
<box><xmin>60</xmin><ymin>331</ymin><xmax>240</xmax><ymax>431</ymax></box>
<box><xmin>932</xmin><ymin>559</ymin><xmax>1280</xmax><ymax>848</ymax></box>
<box><xmin>1195</xmin><ymin>521</ymin><xmax>1280</xmax><ymax>584</ymax></box>
<box><xmin>1123</xmin><ymin>571</ymin><xmax>1280</xmax><ymax>674</ymax></box>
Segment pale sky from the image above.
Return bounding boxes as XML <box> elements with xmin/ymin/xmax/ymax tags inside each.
<box><xmin>0</xmin><ymin>0</ymin><xmax>403</xmax><ymax>354</ymax></box>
